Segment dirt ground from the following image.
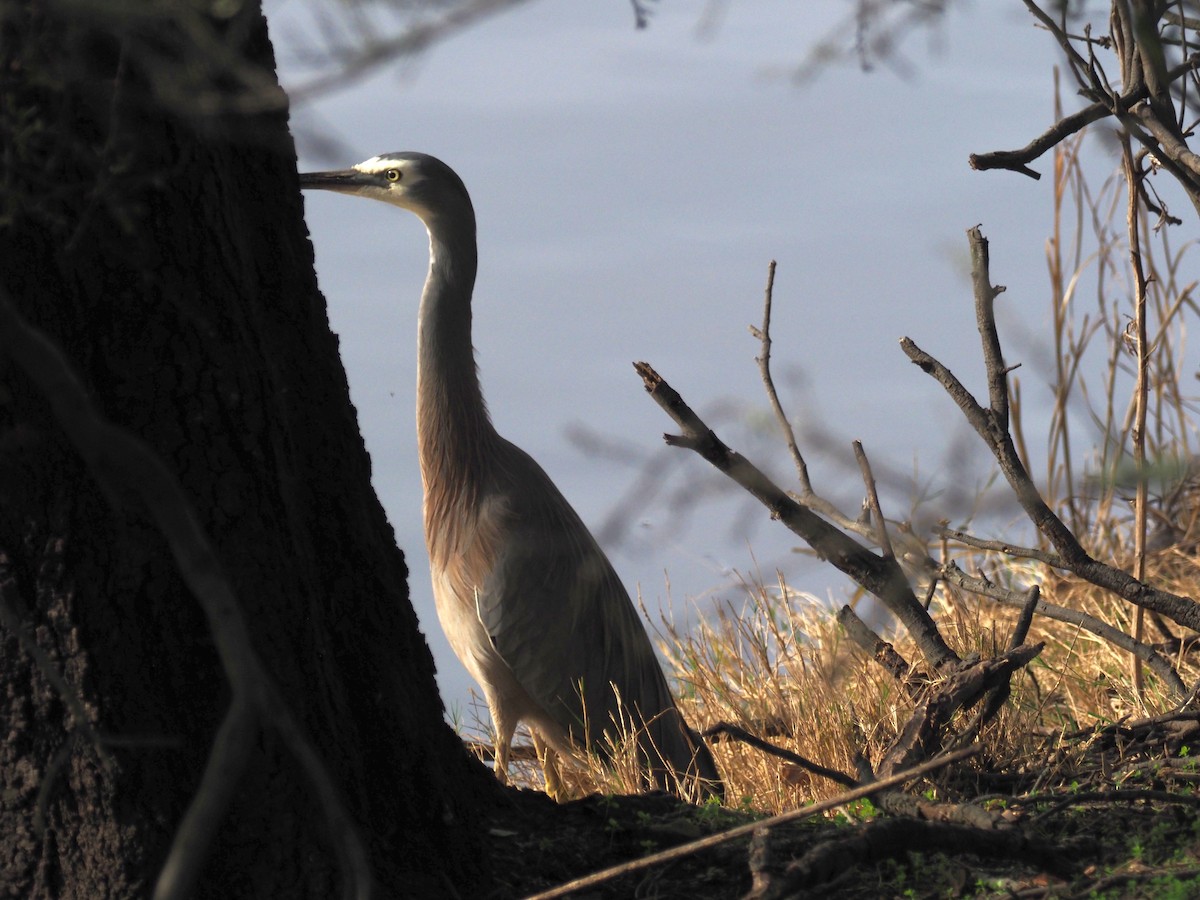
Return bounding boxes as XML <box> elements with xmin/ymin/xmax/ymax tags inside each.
<box><xmin>485</xmin><ymin>724</ymin><xmax>1200</xmax><ymax>899</ymax></box>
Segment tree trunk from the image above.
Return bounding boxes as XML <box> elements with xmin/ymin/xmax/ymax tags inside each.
<box><xmin>0</xmin><ymin>3</ymin><xmax>491</xmax><ymax>897</ymax></box>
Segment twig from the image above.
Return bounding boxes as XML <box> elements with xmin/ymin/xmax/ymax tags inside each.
<box><xmin>1020</xmin><ymin>0</ymin><xmax>1094</xmax><ymax>86</ymax></box>
<box><xmin>1117</xmin><ymin>109</ymin><xmax>1200</xmax><ymax>216</ymax></box>
<box><xmin>702</xmin><ymin>723</ymin><xmax>857</xmax><ymax>789</ymax></box>
<box><xmin>522</xmin><ymin>746</ymin><xmax>981</xmax><ymax>900</ymax></box>
<box><xmin>1132</xmin><ymin>101</ymin><xmax>1200</xmax><ymax>180</ymax></box>
<box><xmin>921</xmin><ymin>575</ymin><xmax>938</xmax><ymax>611</ymax></box>
<box><xmin>936</xmin><ymin>526</ymin><xmax>1066</xmax><ymax>568</ymax></box>
<box><xmin>743</xmin><ymin>261</ymin><xmax>899</xmax><ymax>545</ymax></box>
<box><xmin>749</xmin><ymin>260</ymin><xmax>811</xmax><ymax>493</ymax></box>
<box><xmin>286</xmin><ymin>0</ymin><xmax>531</xmax><ymax>111</ymax></box>
<box><xmin>852</xmin><ymin>441</ymin><xmax>894</xmax><ymax>559</ymax></box>
<box><xmin>1124</xmin><ymin>131</ymin><xmax>1151</xmax><ymax>708</ymax></box>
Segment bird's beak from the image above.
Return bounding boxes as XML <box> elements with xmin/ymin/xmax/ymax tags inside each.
<box><xmin>298</xmin><ymin>169</ymin><xmax>373</xmax><ymax>193</ymax></box>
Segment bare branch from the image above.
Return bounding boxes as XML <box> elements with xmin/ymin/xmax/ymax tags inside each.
<box><xmin>835</xmin><ymin>604</ymin><xmax>916</xmax><ymax>690</ymax></box>
<box><xmin>287</xmin><ymin>0</ymin><xmax>531</xmax><ymax>109</ymax></box>
<box><xmin>941</xmin><ymin>562</ymin><xmax>1187</xmax><ymax>698</ymax></box>
<box><xmin>1123</xmin><ymin>131</ymin><xmax>1152</xmax><ymax>706</ymax></box>
<box><xmin>702</xmin><ymin>723</ymin><xmax>857</xmax><ymax>789</ymax></box>
<box><xmin>1022</xmin><ymin>0</ymin><xmax>1094</xmax><ymax>80</ymax></box>
<box><xmin>970</xmin><ymin>55</ymin><xmax>1200</xmax><ymax>178</ymax></box>
<box><xmin>902</xmin><ymin>226</ymin><xmax>1200</xmax><ymax>636</ymax></box>
<box><xmin>750</xmin><ymin>260</ymin><xmax>812</xmax><ymax>493</ymax></box>
<box><xmin>936</xmin><ymin>526</ymin><xmax>1067</xmax><ymax>568</ymax></box>
<box><xmin>969</xmin><ymin>228</ymin><xmax>1010</xmax><ymax>430</ymax></box>
<box><xmin>852</xmin><ymin>441</ymin><xmax>894</xmax><ymax>559</ymax></box>
<box><xmin>634</xmin><ymin>361</ymin><xmax>959</xmax><ymax>670</ymax></box>
<box><xmin>1132</xmin><ymin>101</ymin><xmax>1200</xmax><ymax>180</ymax></box>
<box><xmin>1009</xmin><ymin>585</ymin><xmax>1040</xmax><ymax>653</ymax></box>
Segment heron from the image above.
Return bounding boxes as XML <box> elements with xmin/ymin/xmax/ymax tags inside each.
<box><xmin>299</xmin><ymin>152</ymin><xmax>722</xmax><ymax>800</ymax></box>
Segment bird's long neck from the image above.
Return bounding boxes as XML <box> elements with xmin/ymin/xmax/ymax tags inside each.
<box><xmin>416</xmin><ymin>212</ymin><xmax>496</xmax><ymax>546</ymax></box>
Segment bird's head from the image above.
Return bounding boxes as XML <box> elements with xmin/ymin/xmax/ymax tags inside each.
<box><xmin>299</xmin><ymin>152</ymin><xmax>473</xmax><ymax>227</ymax></box>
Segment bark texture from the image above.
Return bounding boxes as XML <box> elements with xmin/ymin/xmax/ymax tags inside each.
<box><xmin>0</xmin><ymin>3</ymin><xmax>489</xmax><ymax>897</ymax></box>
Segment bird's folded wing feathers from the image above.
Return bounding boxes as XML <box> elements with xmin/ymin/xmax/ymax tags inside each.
<box><xmin>474</xmin><ymin>450</ymin><xmax>673</xmax><ymax>746</ymax></box>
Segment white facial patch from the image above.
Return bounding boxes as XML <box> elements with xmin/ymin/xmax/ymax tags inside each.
<box><xmin>354</xmin><ymin>155</ymin><xmax>425</xmax><ymax>189</ymax></box>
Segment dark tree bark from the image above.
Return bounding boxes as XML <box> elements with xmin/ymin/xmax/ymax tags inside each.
<box><xmin>0</xmin><ymin>3</ymin><xmax>491</xmax><ymax>897</ymax></box>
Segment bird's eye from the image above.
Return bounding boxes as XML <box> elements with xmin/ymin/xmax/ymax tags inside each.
<box><xmin>385</xmin><ymin>169</ymin><xmax>402</xmax><ymax>183</ymax></box>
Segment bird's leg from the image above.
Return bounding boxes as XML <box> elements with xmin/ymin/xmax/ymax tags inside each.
<box><xmin>489</xmin><ymin>706</ymin><xmax>517</xmax><ymax>785</ymax></box>
<box><xmin>492</xmin><ymin>737</ymin><xmax>510</xmax><ymax>785</ymax></box>
<box><xmin>531</xmin><ymin>733</ymin><xmax>565</xmax><ymax>801</ymax></box>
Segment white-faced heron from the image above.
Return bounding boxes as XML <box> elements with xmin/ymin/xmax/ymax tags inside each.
<box><xmin>299</xmin><ymin>152</ymin><xmax>722</xmax><ymax>800</ymax></box>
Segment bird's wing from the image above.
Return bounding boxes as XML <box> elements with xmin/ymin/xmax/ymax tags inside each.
<box><xmin>473</xmin><ymin>441</ymin><xmax>718</xmax><ymax>790</ymax></box>
<box><xmin>475</xmin><ymin>443</ymin><xmax>666</xmax><ymax>742</ymax></box>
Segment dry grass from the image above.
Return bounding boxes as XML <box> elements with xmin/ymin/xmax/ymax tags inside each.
<box><xmin>457</xmin><ymin>88</ymin><xmax>1200</xmax><ymax>819</ymax></box>
<box><xmin>463</xmin><ymin>554</ymin><xmax>1199</xmax><ymax>813</ymax></box>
